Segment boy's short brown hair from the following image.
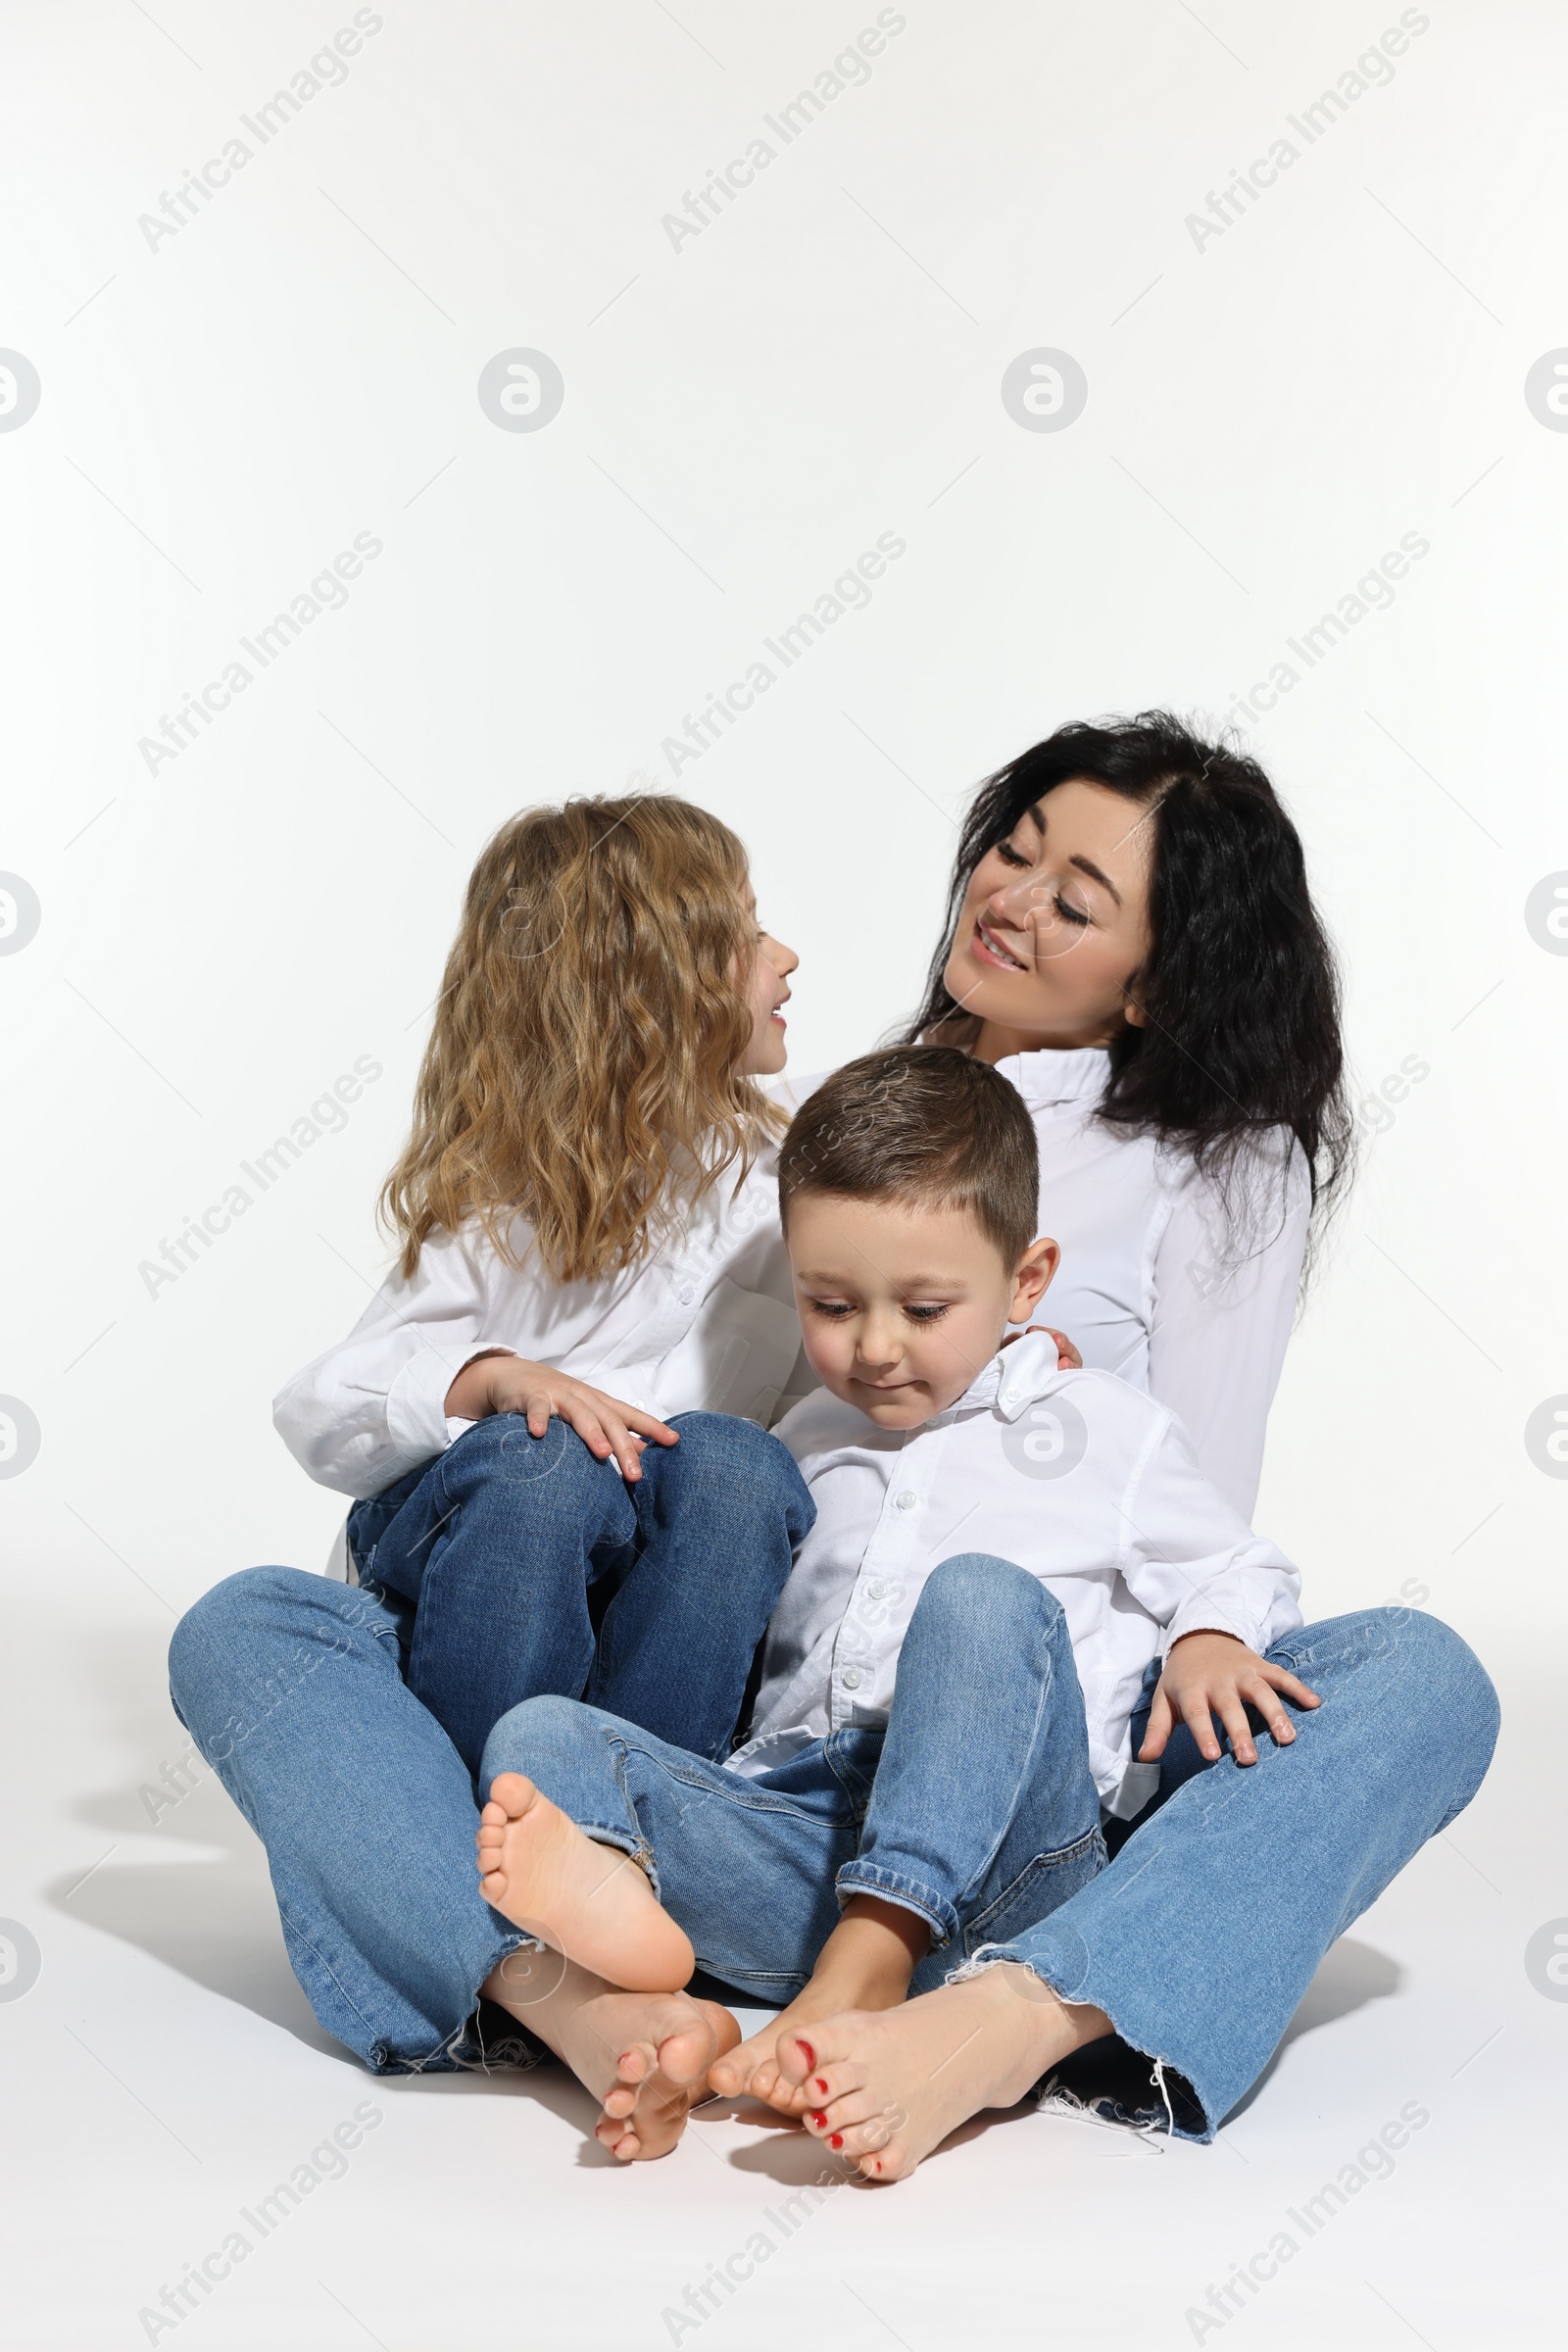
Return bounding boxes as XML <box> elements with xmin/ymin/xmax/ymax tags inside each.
<box><xmin>778</xmin><ymin>1046</ymin><xmax>1041</xmax><ymax>1268</ymax></box>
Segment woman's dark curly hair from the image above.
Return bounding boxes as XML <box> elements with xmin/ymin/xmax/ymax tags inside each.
<box><xmin>902</xmin><ymin>712</ymin><xmax>1354</xmax><ymax>1248</ymax></box>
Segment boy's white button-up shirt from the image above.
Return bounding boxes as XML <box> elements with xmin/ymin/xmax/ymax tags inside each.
<box><xmin>729</xmin><ymin>1330</ymin><xmax>1302</xmax><ymax>1817</ymax></box>
<box><xmin>272</xmin><ymin>1152</ymin><xmax>808</xmax><ymax>1500</ymax></box>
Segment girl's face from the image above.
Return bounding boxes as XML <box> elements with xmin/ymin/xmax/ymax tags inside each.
<box><xmin>943</xmin><ymin>778</ymin><xmax>1155</xmax><ymax>1058</ymax></box>
<box><xmin>741</xmin><ymin>882</ymin><xmax>798</xmax><ymax>1075</ymax></box>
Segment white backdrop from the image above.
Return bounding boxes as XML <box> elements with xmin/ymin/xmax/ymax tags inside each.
<box><xmin>5</xmin><ymin>0</ymin><xmax>1564</xmax><ymax>1642</ymax></box>
<box><xmin>1</xmin><ymin>6</ymin><xmax>1566</xmax><ymax>2341</ymax></box>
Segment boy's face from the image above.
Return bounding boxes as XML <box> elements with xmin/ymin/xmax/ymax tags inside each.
<box><xmin>786</xmin><ymin>1193</ymin><xmax>1058</xmax><ymax>1431</ymax></box>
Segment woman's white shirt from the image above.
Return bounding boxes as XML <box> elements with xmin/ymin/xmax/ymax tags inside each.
<box><xmin>272</xmin><ymin>1150</ymin><xmax>807</xmax><ymax>1500</ymax></box>
<box><xmin>996</xmin><ymin>1046</ymin><xmax>1309</xmax><ymax>1522</ymax></box>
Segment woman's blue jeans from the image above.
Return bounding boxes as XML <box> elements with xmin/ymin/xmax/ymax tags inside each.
<box><xmin>169</xmin><ymin>1566</ymin><xmax>1497</xmax><ymax>2138</ymax></box>
<box><xmin>345</xmin><ymin>1410</ymin><xmax>814</xmax><ymax>1776</ymax></box>
<box><xmin>981</xmin><ymin>1605</ymin><xmax>1498</xmax><ymax>2136</ymax></box>
<box><xmin>480</xmin><ymin>1555</ymin><xmax>1106</xmax><ymax>2001</ymax></box>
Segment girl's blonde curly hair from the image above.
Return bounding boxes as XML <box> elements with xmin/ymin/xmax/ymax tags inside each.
<box><xmin>381</xmin><ymin>794</ymin><xmax>785</xmax><ymax>1284</ymax></box>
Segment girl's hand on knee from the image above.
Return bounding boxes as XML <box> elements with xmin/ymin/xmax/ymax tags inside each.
<box><xmin>443</xmin><ymin>1352</ymin><xmax>679</xmax><ymax>1481</ymax></box>
<box><xmin>1139</xmin><ymin>1632</ymin><xmax>1320</xmax><ymax>1768</ymax></box>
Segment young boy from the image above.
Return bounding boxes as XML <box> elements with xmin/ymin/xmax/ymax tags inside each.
<box><xmin>468</xmin><ymin>1049</ymin><xmax>1318</xmax><ymax>2164</ymax></box>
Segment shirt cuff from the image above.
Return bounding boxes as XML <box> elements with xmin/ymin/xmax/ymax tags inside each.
<box><xmin>1161</xmin><ymin>1601</ymin><xmax>1263</xmax><ymax>1658</ymax></box>
<box><xmin>384</xmin><ymin>1346</ymin><xmax>509</xmax><ymax>1466</ymax></box>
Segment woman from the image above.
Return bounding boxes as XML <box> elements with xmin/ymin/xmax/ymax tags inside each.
<box><xmin>906</xmin><ymin>711</ymin><xmax>1351</xmax><ymax>1517</ymax></box>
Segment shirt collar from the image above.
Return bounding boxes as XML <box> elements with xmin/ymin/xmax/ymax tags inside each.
<box><xmin>994</xmin><ymin>1045</ymin><xmax>1110</xmax><ymax>1109</ymax></box>
<box><xmin>945</xmin><ymin>1329</ymin><xmax>1065</xmax><ymax>1422</ymax></box>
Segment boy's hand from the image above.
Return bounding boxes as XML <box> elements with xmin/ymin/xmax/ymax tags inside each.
<box><xmin>442</xmin><ymin>1351</ymin><xmax>679</xmax><ymax>1482</ymax></box>
<box><xmin>1139</xmin><ymin>1631</ymin><xmax>1320</xmax><ymax>1768</ymax></box>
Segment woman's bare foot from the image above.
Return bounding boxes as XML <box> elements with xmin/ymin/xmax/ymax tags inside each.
<box><xmin>483</xmin><ymin>1954</ymin><xmax>740</xmax><ymax>2162</ymax></box>
<box><xmin>708</xmin><ymin>1896</ymin><xmax>928</xmax><ymax>2117</ymax></box>
<box><xmin>476</xmin><ymin>1772</ymin><xmax>692</xmax><ymax>1991</ymax></box>
<box><xmin>773</xmin><ymin>1965</ymin><xmax>1114</xmax><ymax>2180</ymax></box>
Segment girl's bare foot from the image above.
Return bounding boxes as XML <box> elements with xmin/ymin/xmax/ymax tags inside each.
<box><xmin>772</xmin><ymin>1965</ymin><xmax>1114</xmax><ymax>2180</ymax></box>
<box><xmin>476</xmin><ymin>1772</ymin><xmax>692</xmax><ymax>1991</ymax></box>
<box><xmin>483</xmin><ymin>1955</ymin><xmax>740</xmax><ymax>2162</ymax></box>
<box><xmin>708</xmin><ymin>1896</ymin><xmax>927</xmax><ymax>2117</ymax></box>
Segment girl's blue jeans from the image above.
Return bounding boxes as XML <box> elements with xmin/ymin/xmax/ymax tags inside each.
<box><xmin>169</xmin><ymin>1551</ymin><xmax>1497</xmax><ymax>2140</ymax></box>
<box><xmin>344</xmin><ymin>1410</ymin><xmax>814</xmax><ymax>1777</ymax></box>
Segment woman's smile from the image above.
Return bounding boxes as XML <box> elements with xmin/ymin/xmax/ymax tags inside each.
<box><xmin>970</xmin><ymin>915</ymin><xmax>1029</xmax><ymax>973</ymax></box>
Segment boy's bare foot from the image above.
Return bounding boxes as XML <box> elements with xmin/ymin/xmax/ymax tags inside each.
<box><xmin>708</xmin><ymin>1895</ymin><xmax>927</xmax><ymax>2117</ymax></box>
<box><xmin>476</xmin><ymin>1772</ymin><xmax>692</xmax><ymax>1991</ymax></box>
<box><xmin>773</xmin><ymin>1965</ymin><xmax>1114</xmax><ymax>2180</ymax></box>
<box><xmin>483</xmin><ymin>1954</ymin><xmax>741</xmax><ymax>2163</ymax></box>
<box><xmin>596</xmin><ymin>1999</ymin><xmax>742</xmax><ymax>2161</ymax></box>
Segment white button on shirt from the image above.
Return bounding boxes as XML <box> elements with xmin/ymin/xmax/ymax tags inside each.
<box><xmin>728</xmin><ymin>1330</ymin><xmax>1302</xmax><ymax>1818</ymax></box>
<box><xmin>272</xmin><ymin>1152</ymin><xmax>810</xmax><ymax>1499</ymax></box>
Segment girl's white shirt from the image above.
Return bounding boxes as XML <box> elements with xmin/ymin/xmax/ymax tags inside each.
<box><xmin>272</xmin><ymin>1143</ymin><xmax>808</xmax><ymax>1501</ymax></box>
<box><xmin>994</xmin><ymin>1046</ymin><xmax>1309</xmax><ymax>1522</ymax></box>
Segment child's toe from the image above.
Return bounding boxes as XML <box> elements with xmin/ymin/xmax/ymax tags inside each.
<box><xmin>616</xmin><ymin>2041</ymin><xmax>655</xmax><ymax>2084</ymax></box>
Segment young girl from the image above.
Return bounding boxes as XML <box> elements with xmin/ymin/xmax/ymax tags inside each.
<box><xmin>906</xmin><ymin>712</ymin><xmax>1352</xmax><ymax>1518</ymax></box>
<box><xmin>267</xmin><ymin>794</ymin><xmax>819</xmax><ymax>1778</ymax></box>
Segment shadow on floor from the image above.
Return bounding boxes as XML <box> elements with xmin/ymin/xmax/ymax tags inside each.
<box><xmin>1222</xmin><ymin>1936</ymin><xmax>1402</xmax><ymax>2123</ymax></box>
<box><xmin>46</xmin><ymin>1829</ymin><xmax>350</xmax><ymax>2062</ymax></box>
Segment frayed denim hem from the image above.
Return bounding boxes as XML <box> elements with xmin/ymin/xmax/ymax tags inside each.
<box><xmin>367</xmin><ymin>1994</ymin><xmax>552</xmax><ymax>2078</ymax></box>
<box><xmin>944</xmin><ymin>1942</ymin><xmax>1207</xmax><ymax>2142</ymax></box>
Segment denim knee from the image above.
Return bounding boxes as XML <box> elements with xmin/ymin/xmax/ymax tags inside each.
<box><xmin>441</xmin><ymin>1411</ymin><xmax>604</xmax><ymax>1496</ymax></box>
<box><xmin>665</xmin><ymin>1411</ymin><xmax>811</xmax><ymax>1494</ymax></box>
<box><xmin>478</xmin><ymin>1691</ymin><xmax>607</xmax><ymax>1799</ymax></box>
<box><xmin>169</xmin><ymin>1565</ymin><xmax>311</xmax><ymax>1709</ymax></box>
<box><xmin>917</xmin><ymin>1552</ymin><xmax>1063</xmax><ymax>1640</ymax></box>
<box><xmin>1376</xmin><ymin>1606</ymin><xmax>1500</xmax><ymax>1809</ymax></box>
<box><xmin>1274</xmin><ymin>1605</ymin><xmax>1500</xmax><ymax>1821</ymax></box>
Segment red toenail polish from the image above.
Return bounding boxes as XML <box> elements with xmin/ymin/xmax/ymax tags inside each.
<box><xmin>796</xmin><ymin>2039</ymin><xmax>815</xmax><ymax>2070</ymax></box>
<box><xmin>808</xmin><ymin>2111</ymin><xmax>827</xmax><ymax>2129</ymax></box>
<box><xmin>814</xmin><ymin>2077</ymin><xmax>828</xmax><ymax>2094</ymax></box>
<box><xmin>829</xmin><ymin>2133</ymin><xmax>844</xmax><ymax>2149</ymax></box>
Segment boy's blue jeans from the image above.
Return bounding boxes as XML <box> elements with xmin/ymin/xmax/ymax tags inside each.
<box><xmin>480</xmin><ymin>1555</ymin><xmax>1105</xmax><ymax>1999</ymax></box>
<box><xmin>344</xmin><ymin>1410</ymin><xmax>813</xmax><ymax>1777</ymax></box>
<box><xmin>168</xmin><ymin>1567</ymin><xmax>1498</xmax><ymax>2139</ymax></box>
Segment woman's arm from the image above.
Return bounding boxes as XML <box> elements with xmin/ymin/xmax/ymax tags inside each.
<box><xmin>1146</xmin><ymin>1143</ymin><xmax>1310</xmax><ymax>1521</ymax></box>
<box><xmin>1115</xmin><ymin>1406</ymin><xmax>1303</xmax><ymax>1658</ymax></box>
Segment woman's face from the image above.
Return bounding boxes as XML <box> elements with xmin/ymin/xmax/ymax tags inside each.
<box><xmin>943</xmin><ymin>778</ymin><xmax>1156</xmax><ymax>1057</ymax></box>
<box><xmin>740</xmin><ymin>881</ymin><xmax>798</xmax><ymax>1075</ymax></box>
